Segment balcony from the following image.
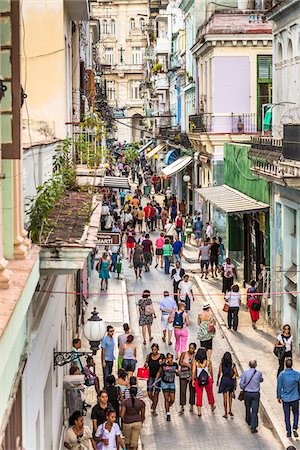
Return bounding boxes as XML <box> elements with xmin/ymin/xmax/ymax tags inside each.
<box><xmin>154</xmin><ymin>73</ymin><xmax>169</xmax><ymax>90</ymax></box>
<box><xmin>155</xmin><ymin>37</ymin><xmax>170</xmax><ymax>54</ymax></box>
<box><xmin>189</xmin><ymin>113</ymin><xmax>257</xmax><ymax>133</ymax></box>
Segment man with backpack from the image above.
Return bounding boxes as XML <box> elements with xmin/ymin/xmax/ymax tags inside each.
<box><xmin>160</xmin><ymin>291</ymin><xmax>177</xmax><ymax>345</ymax></box>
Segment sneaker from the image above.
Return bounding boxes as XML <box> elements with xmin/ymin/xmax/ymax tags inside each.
<box><xmin>201</xmin><ymin>273</ymin><xmax>204</xmax><ymax>279</ymax></box>
<box><xmin>287</xmin><ymin>432</ymin><xmax>291</xmax><ymax>438</ymax></box>
<box><xmin>293</xmin><ymin>430</ymin><xmax>298</xmax><ymax>438</ymax></box>
<box><xmin>166</xmin><ymin>414</ymin><xmax>171</xmax><ymax>422</ymax></box>
<box><xmin>251</xmin><ymin>429</ymin><xmax>258</xmax><ymax>434</ymax></box>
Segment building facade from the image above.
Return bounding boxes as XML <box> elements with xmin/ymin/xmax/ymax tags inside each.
<box><xmin>92</xmin><ymin>0</ymin><xmax>148</xmax><ymax>144</ymax></box>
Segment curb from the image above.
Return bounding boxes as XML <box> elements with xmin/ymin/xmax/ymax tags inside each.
<box><xmin>194</xmin><ymin>274</ymin><xmax>288</xmax><ymax>450</ymax></box>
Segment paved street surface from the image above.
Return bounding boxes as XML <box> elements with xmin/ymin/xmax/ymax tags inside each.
<box><xmin>122</xmin><ymin>231</ymin><xmax>281</xmax><ymax>450</ymax></box>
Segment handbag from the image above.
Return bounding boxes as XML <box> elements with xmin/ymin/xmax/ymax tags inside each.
<box><xmin>137</xmin><ymin>367</ymin><xmax>150</xmax><ymax>380</ymax></box>
<box><xmin>273</xmin><ymin>345</ymin><xmax>285</xmax><ymax>359</ymax></box>
<box><xmin>179</xmin><ymin>368</ymin><xmax>191</xmax><ymax>379</ymax></box>
<box><xmin>223</xmin><ymin>303</ymin><xmax>230</xmax><ymax>313</ymax></box>
<box><xmin>208</xmin><ymin>323</ymin><xmax>216</xmax><ymax>334</ymax></box>
<box><xmin>238</xmin><ymin>369</ymin><xmax>256</xmax><ymax>401</ymax></box>
<box><xmin>145</xmin><ymin>303</ymin><xmax>155</xmax><ymax>316</ymax></box>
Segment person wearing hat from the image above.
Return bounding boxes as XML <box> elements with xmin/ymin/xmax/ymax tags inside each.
<box><xmin>197</xmin><ymin>303</ymin><xmax>216</xmax><ymax>361</ymax></box>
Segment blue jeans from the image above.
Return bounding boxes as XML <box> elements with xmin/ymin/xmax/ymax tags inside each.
<box><xmin>164</xmin><ymin>256</ymin><xmax>170</xmax><ymax>274</ymax></box>
<box><xmin>244</xmin><ymin>391</ymin><xmax>260</xmax><ymax>430</ymax></box>
<box><xmin>283</xmin><ymin>400</ymin><xmax>299</xmax><ymax>435</ymax></box>
<box><xmin>173</xmin><ymin>254</ymin><xmax>181</xmax><ymax>265</ymax></box>
<box><xmin>110</xmin><ymin>253</ymin><xmax>118</xmax><ymax>272</ymax></box>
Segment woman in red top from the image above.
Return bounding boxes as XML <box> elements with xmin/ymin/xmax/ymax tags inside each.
<box><xmin>126</xmin><ymin>227</ymin><xmax>136</xmax><ymax>265</ymax></box>
<box><xmin>155</xmin><ymin>233</ymin><xmax>165</xmax><ymax>269</ymax></box>
<box><xmin>175</xmin><ymin>214</ymin><xmax>184</xmax><ymax>240</ymax></box>
<box><xmin>246</xmin><ymin>280</ymin><xmax>260</xmax><ymax>329</ymax></box>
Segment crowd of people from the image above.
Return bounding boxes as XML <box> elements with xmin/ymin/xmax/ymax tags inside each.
<box><xmin>64</xmin><ymin>157</ymin><xmax>298</xmax><ymax>449</ymax></box>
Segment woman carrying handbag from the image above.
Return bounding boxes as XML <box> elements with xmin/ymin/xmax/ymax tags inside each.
<box><xmin>197</xmin><ymin>303</ymin><xmax>216</xmax><ymax>361</ymax></box>
<box><xmin>138</xmin><ymin>290</ymin><xmax>156</xmax><ymax>345</ymax></box>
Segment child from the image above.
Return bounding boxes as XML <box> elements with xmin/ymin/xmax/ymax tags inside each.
<box><xmin>94</xmin><ymin>409</ymin><xmax>124</xmax><ymax>450</ymax></box>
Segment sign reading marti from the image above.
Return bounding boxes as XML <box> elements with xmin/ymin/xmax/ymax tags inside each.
<box><xmin>97</xmin><ymin>233</ymin><xmax>121</xmax><ymax>246</ymax></box>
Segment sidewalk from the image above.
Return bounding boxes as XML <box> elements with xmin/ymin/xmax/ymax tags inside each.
<box><xmin>183</xmin><ymin>242</ymin><xmax>300</xmax><ymax>449</ymax></box>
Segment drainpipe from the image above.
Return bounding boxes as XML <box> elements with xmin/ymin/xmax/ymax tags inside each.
<box><xmin>193</xmin><ymin>151</ymin><xmax>199</xmax><ymax>214</ymax></box>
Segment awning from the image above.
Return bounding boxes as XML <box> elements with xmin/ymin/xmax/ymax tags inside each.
<box><xmin>101</xmin><ymin>176</ymin><xmax>130</xmax><ymax>189</ymax></box>
<box><xmin>146</xmin><ymin>143</ymin><xmax>166</xmax><ymax>159</ymax></box>
<box><xmin>138</xmin><ymin>140</ymin><xmax>153</xmax><ymax>153</ymax></box>
<box><xmin>162</xmin><ymin>155</ymin><xmax>193</xmax><ymax>176</ymax></box>
<box><xmin>164</xmin><ymin>149</ymin><xmax>179</xmax><ymax>165</ymax></box>
<box><xmin>195</xmin><ymin>185</ymin><xmax>269</xmax><ymax>215</ymax></box>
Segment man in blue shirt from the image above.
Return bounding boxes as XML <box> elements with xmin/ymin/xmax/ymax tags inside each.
<box><xmin>101</xmin><ymin>325</ymin><xmax>115</xmax><ymax>388</ymax></box>
<box><xmin>240</xmin><ymin>359</ymin><xmax>263</xmax><ymax>434</ymax></box>
<box><xmin>277</xmin><ymin>358</ymin><xmax>300</xmax><ymax>438</ymax></box>
<box><xmin>172</xmin><ymin>235</ymin><xmax>183</xmax><ymax>265</ymax></box>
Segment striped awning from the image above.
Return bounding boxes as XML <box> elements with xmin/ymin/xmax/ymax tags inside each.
<box><xmin>162</xmin><ymin>155</ymin><xmax>193</xmax><ymax>176</ymax></box>
<box><xmin>146</xmin><ymin>143</ymin><xmax>166</xmax><ymax>159</ymax></box>
<box><xmin>101</xmin><ymin>176</ymin><xmax>130</xmax><ymax>189</ymax></box>
<box><xmin>195</xmin><ymin>185</ymin><xmax>269</xmax><ymax>215</ymax></box>
<box><xmin>138</xmin><ymin>140</ymin><xmax>153</xmax><ymax>153</ymax></box>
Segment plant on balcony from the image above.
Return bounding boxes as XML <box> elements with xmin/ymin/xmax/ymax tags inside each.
<box><xmin>148</xmin><ymin>31</ymin><xmax>156</xmax><ymax>43</ymax></box>
<box><xmin>189</xmin><ymin>121</ymin><xmax>196</xmax><ymax>132</ymax></box>
<box><xmin>152</xmin><ymin>62</ymin><xmax>163</xmax><ymax>74</ymax></box>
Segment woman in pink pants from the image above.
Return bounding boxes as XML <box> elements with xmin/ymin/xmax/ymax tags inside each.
<box><xmin>172</xmin><ymin>302</ymin><xmax>190</xmax><ymax>360</ymax></box>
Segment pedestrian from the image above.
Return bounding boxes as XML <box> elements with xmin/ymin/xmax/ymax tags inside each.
<box><xmin>83</xmin><ymin>356</ymin><xmax>101</xmax><ymax>396</ymax></box>
<box><xmin>257</xmin><ymin>261</ymin><xmax>266</xmax><ymax>293</ymax></box>
<box><xmin>64</xmin><ymin>410</ymin><xmax>96</xmax><ymax>450</ymax></box>
<box><xmin>172</xmin><ymin>234</ymin><xmax>183</xmax><ymax>266</ymax></box>
<box><xmin>141</xmin><ymin>233</ymin><xmax>153</xmax><ymax>272</ymax></box>
<box><xmin>94</xmin><ymin>409</ymin><xmax>124</xmax><ymax>450</ymax></box>
<box><xmin>101</xmin><ymin>325</ymin><xmax>115</xmax><ymax>388</ymax></box>
<box><xmin>179</xmin><ymin>343</ymin><xmax>197</xmax><ymax>415</ymax></box>
<box><xmin>164</xmin><ymin>219</ymin><xmax>176</xmax><ymax>243</ymax></box>
<box><xmin>143</xmin><ymin>203</ymin><xmax>152</xmax><ymax>232</ymax></box>
<box><xmin>179</xmin><ymin>199</ymin><xmax>186</xmax><ymax>216</ymax></box>
<box><xmin>120</xmin><ymin>189</ymin><xmax>126</xmax><ymax>206</ymax></box>
<box><xmin>125</xmin><ymin>227</ymin><xmax>135</xmax><ymax>265</ymax></box>
<box><xmin>221</xmin><ymin>257</ymin><xmax>236</xmax><ymax>294</ymax></box>
<box><xmin>163</xmin><ymin>238</ymin><xmax>173</xmax><ymax>275</ymax></box>
<box><xmin>118</xmin><ymin>323</ymin><xmax>130</xmax><ymax>369</ymax></box>
<box><xmin>123</xmin><ymin>376</ymin><xmax>143</xmax><ymax>400</ymax></box>
<box><xmin>116</xmin><ymin>368</ymin><xmax>128</xmax><ymax>394</ymax></box>
<box><xmin>246</xmin><ymin>280</ymin><xmax>261</xmax><ymax>329</ymax></box>
<box><xmin>105</xmin><ymin>375</ymin><xmax>121</xmax><ymax>418</ymax></box>
<box><xmin>192</xmin><ymin>347</ymin><xmax>216</xmax><ymax>417</ymax></box>
<box><xmin>170</xmin><ymin>201</ymin><xmax>177</xmax><ymax>222</ymax></box>
<box><xmin>171</xmin><ymin>261</ymin><xmax>185</xmax><ymax>304</ymax></box>
<box><xmin>160</xmin><ymin>291</ymin><xmax>177</xmax><ymax>345</ymax></box>
<box><xmin>120</xmin><ymin>386</ymin><xmax>145</xmax><ymax>450</ymax></box>
<box><xmin>145</xmin><ymin>343</ymin><xmax>161</xmax><ymax>416</ymax></box>
<box><xmin>172</xmin><ymin>302</ymin><xmax>190</xmax><ymax>360</ymax></box>
<box><xmin>138</xmin><ymin>290</ymin><xmax>155</xmax><ymax>345</ymax></box>
<box><xmin>184</xmin><ymin>215</ymin><xmax>193</xmax><ymax>244</ymax></box>
<box><xmin>225</xmin><ymin>284</ymin><xmax>241</xmax><ymax>331</ymax></box>
<box><xmin>274</xmin><ymin>324</ymin><xmax>293</xmax><ymax>377</ymax></box>
<box><xmin>71</xmin><ymin>338</ymin><xmax>84</xmax><ymax>373</ymax></box>
<box><xmin>132</xmin><ymin>243</ymin><xmax>144</xmax><ymax>279</ymax></box>
<box><xmin>91</xmin><ymin>390</ymin><xmax>112</xmax><ymax>432</ymax></box>
<box><xmin>161</xmin><ymin>206</ymin><xmax>168</xmax><ymax>230</ymax></box>
<box><xmin>156</xmin><ymin>352</ymin><xmax>179</xmax><ymax>421</ymax></box>
<box><xmin>98</xmin><ymin>253</ymin><xmax>110</xmax><ymax>291</ymax></box>
<box><xmin>110</xmin><ymin>244</ymin><xmax>120</xmax><ymax>273</ymax></box>
<box><xmin>175</xmin><ymin>213</ymin><xmax>184</xmax><ymax>240</ymax></box>
<box><xmin>217</xmin><ymin>352</ymin><xmax>238</xmax><ymax>418</ymax></box>
<box><xmin>210</xmin><ymin>236</ymin><xmax>220</xmax><ymax>278</ymax></box>
<box><xmin>239</xmin><ymin>359</ymin><xmax>263</xmax><ymax>434</ymax></box>
<box><xmin>193</xmin><ymin>216</ymin><xmax>203</xmax><ymax>245</ymax></box>
<box><xmin>198</xmin><ymin>239</ymin><xmax>211</xmax><ymax>279</ymax></box>
<box><xmin>205</xmin><ymin>221</ymin><xmax>213</xmax><ymax>240</ymax></box>
<box><xmin>218</xmin><ymin>237</ymin><xmax>225</xmax><ymax>266</ymax></box>
<box><xmin>178</xmin><ymin>274</ymin><xmax>195</xmax><ymax>311</ymax></box>
<box><xmin>104</xmin><ymin>213</ymin><xmax>114</xmax><ymax>231</ymax></box>
<box><xmin>277</xmin><ymin>358</ymin><xmax>300</xmax><ymax>438</ymax></box>
<box><xmin>155</xmin><ymin>232</ymin><xmax>165</xmax><ymax>269</ymax></box>
<box><xmin>197</xmin><ymin>303</ymin><xmax>216</xmax><ymax>361</ymax></box>
<box><xmin>120</xmin><ymin>335</ymin><xmax>137</xmax><ymax>378</ymax></box>
<box><xmin>136</xmin><ymin>206</ymin><xmax>144</xmax><ymax>233</ymax></box>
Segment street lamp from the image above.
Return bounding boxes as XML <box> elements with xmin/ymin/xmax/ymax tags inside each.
<box><xmin>183</xmin><ymin>174</ymin><xmax>190</xmax><ymax>183</ymax></box>
<box><xmin>53</xmin><ymin>307</ymin><xmax>106</xmax><ymax>367</ymax></box>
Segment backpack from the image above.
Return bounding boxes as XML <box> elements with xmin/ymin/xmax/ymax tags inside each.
<box><xmin>173</xmin><ymin>311</ymin><xmax>184</xmax><ymax>329</ymax></box>
<box><xmin>197</xmin><ymin>369</ymin><xmax>209</xmax><ymax>387</ymax></box>
<box><xmin>251</xmin><ymin>301</ymin><xmax>261</xmax><ymax>311</ymax></box>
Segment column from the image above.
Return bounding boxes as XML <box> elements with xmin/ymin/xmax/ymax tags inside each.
<box><xmin>13</xmin><ymin>159</ymin><xmax>30</xmax><ymax>259</ymax></box>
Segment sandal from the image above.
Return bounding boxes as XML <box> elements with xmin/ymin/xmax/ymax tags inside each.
<box><xmin>143</xmin><ymin>341</ymin><xmax>146</xmax><ymax>345</ymax></box>
<box><xmin>149</xmin><ymin>337</ymin><xmax>153</xmax><ymax>342</ymax></box>
<box><xmin>211</xmin><ymin>405</ymin><xmax>216</xmax><ymax>412</ymax></box>
<box><xmin>229</xmin><ymin>412</ymin><xmax>234</xmax><ymax>417</ymax></box>
<box><xmin>223</xmin><ymin>414</ymin><xmax>228</xmax><ymax>419</ymax></box>
<box><xmin>162</xmin><ymin>337</ymin><xmax>166</xmax><ymax>342</ymax></box>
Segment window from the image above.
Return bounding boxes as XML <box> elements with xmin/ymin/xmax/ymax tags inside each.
<box><xmin>130</xmin><ymin>18</ymin><xmax>135</xmax><ymax>30</ymax></box>
<box><xmin>130</xmin><ymin>81</ymin><xmax>140</xmax><ymax>100</ymax></box>
<box><xmin>258</xmin><ymin>55</ymin><xmax>272</xmax><ymax>80</ymax></box>
<box><xmin>140</xmin><ymin>18</ymin><xmax>145</xmax><ymax>31</ymax></box>
<box><xmin>132</xmin><ymin>47</ymin><xmax>142</xmax><ymax>65</ymax></box>
<box><xmin>111</xmin><ymin>19</ymin><xmax>115</xmax><ymax>35</ymax></box>
<box><xmin>106</xmin><ymin>81</ymin><xmax>115</xmax><ymax>100</ymax></box>
<box><xmin>102</xmin><ymin>19</ymin><xmax>109</xmax><ymax>35</ymax></box>
<box><xmin>104</xmin><ymin>47</ymin><xmax>114</xmax><ymax>65</ymax></box>
<box><xmin>257</xmin><ymin>55</ymin><xmax>272</xmax><ymax>130</ymax></box>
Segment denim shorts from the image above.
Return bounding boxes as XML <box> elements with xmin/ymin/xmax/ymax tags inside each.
<box><xmin>122</xmin><ymin>359</ymin><xmax>136</xmax><ymax>372</ymax></box>
<box><xmin>161</xmin><ymin>381</ymin><xmax>175</xmax><ymax>392</ymax></box>
<box><xmin>147</xmin><ymin>376</ymin><xmax>161</xmax><ymax>392</ymax></box>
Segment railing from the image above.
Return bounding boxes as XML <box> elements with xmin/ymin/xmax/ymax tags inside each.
<box><xmin>72</xmin><ymin>125</ymin><xmax>102</xmax><ymax>167</ymax></box>
<box><xmin>189</xmin><ymin>113</ymin><xmax>257</xmax><ymax>133</ymax></box>
<box><xmin>251</xmin><ymin>136</ymin><xmax>283</xmax><ymax>151</ymax></box>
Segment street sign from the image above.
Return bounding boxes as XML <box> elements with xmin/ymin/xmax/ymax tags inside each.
<box><xmin>96</xmin><ymin>232</ymin><xmax>121</xmax><ymax>245</ymax></box>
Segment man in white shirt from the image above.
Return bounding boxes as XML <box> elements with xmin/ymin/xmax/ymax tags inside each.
<box><xmin>178</xmin><ymin>274</ymin><xmax>195</xmax><ymax>311</ymax></box>
<box><xmin>225</xmin><ymin>284</ymin><xmax>241</xmax><ymax>331</ymax></box>
<box><xmin>171</xmin><ymin>261</ymin><xmax>185</xmax><ymax>304</ymax></box>
<box><xmin>160</xmin><ymin>291</ymin><xmax>177</xmax><ymax>345</ymax></box>
<box><xmin>205</xmin><ymin>221</ymin><xmax>213</xmax><ymax>240</ymax></box>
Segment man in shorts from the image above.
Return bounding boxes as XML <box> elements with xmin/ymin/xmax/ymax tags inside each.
<box><xmin>133</xmin><ymin>243</ymin><xmax>144</xmax><ymax>279</ymax></box>
<box><xmin>193</xmin><ymin>216</ymin><xmax>203</xmax><ymax>245</ymax></box>
<box><xmin>160</xmin><ymin>291</ymin><xmax>177</xmax><ymax>345</ymax></box>
<box><xmin>198</xmin><ymin>239</ymin><xmax>211</xmax><ymax>279</ymax></box>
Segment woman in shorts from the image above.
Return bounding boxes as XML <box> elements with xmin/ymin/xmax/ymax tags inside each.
<box><xmin>155</xmin><ymin>353</ymin><xmax>178</xmax><ymax>421</ymax></box>
<box><xmin>119</xmin><ymin>334</ymin><xmax>137</xmax><ymax>378</ymax></box>
<box><xmin>144</xmin><ymin>344</ymin><xmax>162</xmax><ymax>416</ymax></box>
<box><xmin>155</xmin><ymin>232</ymin><xmax>165</xmax><ymax>268</ymax></box>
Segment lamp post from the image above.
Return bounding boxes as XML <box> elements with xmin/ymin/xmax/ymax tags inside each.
<box><xmin>183</xmin><ymin>174</ymin><xmax>191</xmax><ymax>214</ymax></box>
<box><xmin>53</xmin><ymin>307</ymin><xmax>106</xmax><ymax>368</ymax></box>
